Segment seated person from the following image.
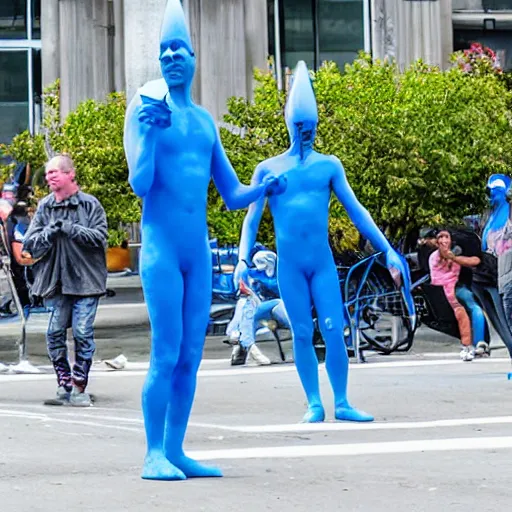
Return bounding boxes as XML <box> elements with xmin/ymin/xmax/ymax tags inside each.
<box><xmin>430</xmin><ymin>229</ymin><xmax>485</xmax><ymax>361</ymax></box>
<box><xmin>429</xmin><ymin>234</ymin><xmax>473</xmax><ymax>361</ymax></box>
<box><xmin>226</xmin><ymin>250</ymin><xmax>290</xmax><ymax>366</ymax></box>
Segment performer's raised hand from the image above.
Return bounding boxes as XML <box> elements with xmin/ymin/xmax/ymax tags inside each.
<box><xmin>138</xmin><ymin>95</ymin><xmax>172</xmax><ymax>129</ymax></box>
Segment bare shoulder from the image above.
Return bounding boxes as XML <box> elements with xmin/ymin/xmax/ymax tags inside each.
<box><xmin>194</xmin><ymin>105</ymin><xmax>216</xmax><ymax>124</ymax></box>
<box><xmin>319</xmin><ymin>154</ymin><xmax>345</xmax><ymax>179</ymax></box>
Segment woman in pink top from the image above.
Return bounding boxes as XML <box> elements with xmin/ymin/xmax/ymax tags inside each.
<box><xmin>429</xmin><ymin>230</ymin><xmax>473</xmax><ymax>360</ymax></box>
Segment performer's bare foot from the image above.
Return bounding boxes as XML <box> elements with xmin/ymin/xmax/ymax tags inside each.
<box><xmin>301</xmin><ymin>404</ymin><xmax>325</xmax><ymax>423</ymax></box>
<box><xmin>169</xmin><ymin>455</ymin><xmax>223</xmax><ymax>478</ymax></box>
<box><xmin>335</xmin><ymin>402</ymin><xmax>374</xmax><ymax>422</ymax></box>
<box><xmin>141</xmin><ymin>452</ymin><xmax>186</xmax><ymax>481</ymax></box>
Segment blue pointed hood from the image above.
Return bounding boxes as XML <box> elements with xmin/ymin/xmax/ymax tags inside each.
<box><xmin>160</xmin><ymin>0</ymin><xmax>194</xmax><ymax>55</ymax></box>
<box><xmin>285</xmin><ymin>61</ymin><xmax>318</xmax><ymax>131</ymax></box>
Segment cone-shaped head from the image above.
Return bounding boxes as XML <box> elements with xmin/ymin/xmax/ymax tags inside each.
<box><xmin>285</xmin><ymin>61</ymin><xmax>318</xmax><ymax>155</ymax></box>
<box><xmin>159</xmin><ymin>0</ymin><xmax>195</xmax><ymax>90</ymax></box>
<box><xmin>486</xmin><ymin>173</ymin><xmax>511</xmax><ymax>207</ymax></box>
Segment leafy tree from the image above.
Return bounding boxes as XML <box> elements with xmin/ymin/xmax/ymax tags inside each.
<box><xmin>1</xmin><ymin>82</ymin><xmax>140</xmax><ymax>247</ymax></box>
<box><xmin>210</xmin><ymin>54</ymin><xmax>512</xmax><ymax>250</ymax></box>
<box><xmin>3</xmin><ymin>53</ymin><xmax>512</xmax><ymax>253</ymax></box>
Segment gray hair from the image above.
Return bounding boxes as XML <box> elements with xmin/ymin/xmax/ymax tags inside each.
<box><xmin>45</xmin><ymin>153</ymin><xmax>75</xmax><ymax>173</ymax></box>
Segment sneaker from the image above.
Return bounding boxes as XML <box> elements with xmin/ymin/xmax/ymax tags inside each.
<box><xmin>56</xmin><ymin>386</ymin><xmax>71</xmax><ymax>401</ymax></box>
<box><xmin>43</xmin><ymin>386</ymin><xmax>71</xmax><ymax>406</ymax></box>
<box><xmin>69</xmin><ymin>387</ymin><xmax>92</xmax><ymax>407</ymax></box>
<box><xmin>230</xmin><ymin>344</ymin><xmax>247</xmax><ymax>366</ymax></box>
<box><xmin>247</xmin><ymin>345</ymin><xmax>271</xmax><ymax>366</ymax></box>
<box><xmin>460</xmin><ymin>346</ymin><xmax>475</xmax><ymax>362</ymax></box>
<box><xmin>474</xmin><ymin>341</ymin><xmax>490</xmax><ymax>357</ymax></box>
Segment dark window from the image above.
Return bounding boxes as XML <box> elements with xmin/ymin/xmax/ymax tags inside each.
<box><xmin>318</xmin><ymin>0</ymin><xmax>364</xmax><ymax>71</ymax></box>
<box><xmin>273</xmin><ymin>0</ymin><xmax>365</xmax><ymax>73</ymax></box>
<box><xmin>32</xmin><ymin>0</ymin><xmax>40</xmax><ymax>39</ymax></box>
<box><xmin>282</xmin><ymin>0</ymin><xmax>315</xmax><ymax>70</ymax></box>
<box><xmin>482</xmin><ymin>1</ymin><xmax>512</xmax><ymax>10</ymax></box>
<box><xmin>0</xmin><ymin>1</ymin><xmax>27</xmax><ymax>40</ymax></box>
<box><xmin>0</xmin><ymin>50</ymin><xmax>29</xmax><ymax>144</ymax></box>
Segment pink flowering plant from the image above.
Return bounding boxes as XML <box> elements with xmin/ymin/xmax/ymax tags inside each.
<box><xmin>452</xmin><ymin>42</ymin><xmax>502</xmax><ymax>76</ymax></box>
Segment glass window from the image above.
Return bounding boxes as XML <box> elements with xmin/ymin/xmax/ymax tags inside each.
<box><xmin>482</xmin><ymin>1</ymin><xmax>512</xmax><ymax>9</ymax></box>
<box><xmin>282</xmin><ymin>0</ymin><xmax>315</xmax><ymax>70</ymax></box>
<box><xmin>0</xmin><ymin>1</ymin><xmax>27</xmax><ymax>40</ymax></box>
<box><xmin>32</xmin><ymin>48</ymin><xmax>42</xmax><ymax>133</ymax></box>
<box><xmin>453</xmin><ymin>1</ymin><xmax>512</xmax><ymax>9</ymax></box>
<box><xmin>32</xmin><ymin>0</ymin><xmax>40</xmax><ymax>39</ymax></box>
<box><xmin>318</xmin><ymin>0</ymin><xmax>364</xmax><ymax>70</ymax></box>
<box><xmin>0</xmin><ymin>50</ymin><xmax>29</xmax><ymax>145</ymax></box>
<box><xmin>268</xmin><ymin>0</ymin><xmax>276</xmax><ymax>59</ymax></box>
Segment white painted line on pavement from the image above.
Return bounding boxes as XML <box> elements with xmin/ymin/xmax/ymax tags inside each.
<box><xmin>191</xmin><ymin>415</ymin><xmax>512</xmax><ymax>433</ymax></box>
<box><xmin>0</xmin><ymin>409</ymin><xmax>142</xmax><ymax>433</ymax></box>
<box><xmin>99</xmin><ymin>303</ymin><xmax>146</xmax><ymax>309</ymax></box>
<box><xmin>2</xmin><ymin>403</ymin><xmax>512</xmax><ymax>437</ymax></box>
<box><xmin>190</xmin><ymin>436</ymin><xmax>512</xmax><ymax>461</ymax></box>
<box><xmin>0</xmin><ymin>357</ymin><xmax>510</xmax><ymax>383</ymax></box>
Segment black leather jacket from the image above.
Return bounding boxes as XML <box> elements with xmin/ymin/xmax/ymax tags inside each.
<box><xmin>23</xmin><ymin>191</ymin><xmax>108</xmax><ymax>298</ymax></box>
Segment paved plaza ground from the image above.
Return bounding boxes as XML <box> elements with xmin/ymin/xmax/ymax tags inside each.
<box><xmin>1</xmin><ymin>344</ymin><xmax>511</xmax><ymax>512</ymax></box>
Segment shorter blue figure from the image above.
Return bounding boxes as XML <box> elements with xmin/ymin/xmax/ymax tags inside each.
<box><xmin>235</xmin><ymin>61</ymin><xmax>414</xmax><ymax>423</ymax></box>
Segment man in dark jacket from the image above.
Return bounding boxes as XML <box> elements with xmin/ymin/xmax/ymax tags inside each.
<box><xmin>22</xmin><ymin>154</ymin><xmax>107</xmax><ymax>406</ymax></box>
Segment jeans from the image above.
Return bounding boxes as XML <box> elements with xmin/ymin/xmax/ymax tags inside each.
<box><xmin>455</xmin><ymin>285</ymin><xmax>486</xmax><ymax>346</ymax></box>
<box><xmin>239</xmin><ymin>298</ymin><xmax>290</xmax><ymax>350</ymax></box>
<box><xmin>473</xmin><ymin>283</ymin><xmax>512</xmax><ymax>358</ymax></box>
<box><xmin>44</xmin><ymin>294</ymin><xmax>100</xmax><ymax>390</ymax></box>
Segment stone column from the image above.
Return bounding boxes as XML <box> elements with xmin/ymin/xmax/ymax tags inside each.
<box><xmin>198</xmin><ymin>0</ymin><xmax>247</xmax><ymax>120</ymax></box>
<box><xmin>371</xmin><ymin>0</ymin><xmax>453</xmax><ymax>70</ymax></box>
<box><xmin>58</xmin><ymin>0</ymin><xmax>113</xmax><ymax>117</ymax></box>
<box><xmin>122</xmin><ymin>0</ymin><xmax>167</xmax><ymax>103</ymax></box>
<box><xmin>244</xmin><ymin>0</ymin><xmax>269</xmax><ymax>100</ymax></box>
<box><xmin>41</xmin><ymin>0</ymin><xmax>60</xmax><ymax>88</ymax></box>
<box><xmin>113</xmin><ymin>0</ymin><xmax>126</xmax><ymax>92</ymax></box>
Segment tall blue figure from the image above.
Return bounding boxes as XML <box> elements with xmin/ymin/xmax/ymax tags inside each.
<box><xmin>124</xmin><ymin>0</ymin><xmax>276</xmax><ymax>481</ymax></box>
<box><xmin>475</xmin><ymin>174</ymin><xmax>512</xmax><ymax>363</ymax></box>
<box><xmin>235</xmin><ymin>62</ymin><xmax>414</xmax><ymax>424</ymax></box>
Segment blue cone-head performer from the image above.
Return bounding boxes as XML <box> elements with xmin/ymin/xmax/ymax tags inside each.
<box><xmin>235</xmin><ymin>61</ymin><xmax>415</xmax><ymax>424</ymax></box>
<box><xmin>123</xmin><ymin>0</ymin><xmax>278</xmax><ymax>481</ymax></box>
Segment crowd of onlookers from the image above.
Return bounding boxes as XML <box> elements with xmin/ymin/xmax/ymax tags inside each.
<box><xmin>0</xmin><ymin>165</ymin><xmax>36</xmax><ymax>316</ymax></box>
<box><xmin>2</xmin><ymin>167</ymin><xmax>512</xmax><ymax>370</ymax></box>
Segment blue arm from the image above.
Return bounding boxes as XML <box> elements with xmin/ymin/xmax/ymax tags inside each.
<box><xmin>237</xmin><ymin>166</ymin><xmax>267</xmax><ymax>263</ymax></box>
<box><xmin>330</xmin><ymin>157</ymin><xmax>392</xmax><ymax>253</ymax></box>
<box><xmin>123</xmin><ymin>94</ymin><xmax>156</xmax><ymax>198</ymax></box>
<box><xmin>211</xmin><ymin>129</ymin><xmax>266</xmax><ymax>211</ymax></box>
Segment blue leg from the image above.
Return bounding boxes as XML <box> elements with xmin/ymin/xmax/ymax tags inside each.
<box><xmin>164</xmin><ymin>255</ymin><xmax>223</xmax><ymax>478</ymax></box>
<box><xmin>311</xmin><ymin>264</ymin><xmax>373</xmax><ymax>422</ymax></box>
<box><xmin>140</xmin><ymin>259</ymin><xmax>186</xmax><ymax>481</ymax></box>
<box><xmin>501</xmin><ymin>283</ymin><xmax>512</xmax><ymax>380</ymax></box>
<box><xmin>456</xmin><ymin>286</ymin><xmax>486</xmax><ymax>346</ymax></box>
<box><xmin>271</xmin><ymin>300</ymin><xmax>290</xmax><ymax>329</ymax></box>
<box><xmin>278</xmin><ymin>263</ymin><xmax>324</xmax><ymax>423</ymax></box>
<box><xmin>486</xmin><ymin>286</ymin><xmax>512</xmax><ymax>358</ymax></box>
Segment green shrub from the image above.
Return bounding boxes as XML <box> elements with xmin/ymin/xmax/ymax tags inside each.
<box><xmin>211</xmin><ymin>54</ymin><xmax>512</xmax><ymax>249</ymax></box>
<box><xmin>4</xmin><ymin>52</ymin><xmax>512</xmax><ymax>252</ymax></box>
<box><xmin>1</xmin><ymin>82</ymin><xmax>140</xmax><ymax>247</ymax></box>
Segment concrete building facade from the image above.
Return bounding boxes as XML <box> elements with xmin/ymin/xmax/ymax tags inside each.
<box><xmin>1</xmin><ymin>1</ymin><xmax>512</xmax><ymax>147</ymax></box>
